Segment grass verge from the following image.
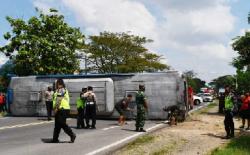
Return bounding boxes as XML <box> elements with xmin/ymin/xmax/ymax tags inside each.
<box><xmin>195</xmin><ymin>101</ymin><xmax>218</xmax><ymax>114</ymax></box>
<box><xmin>211</xmin><ymin>135</ymin><xmax>250</xmax><ymax>155</ymax></box>
<box><xmin>127</xmin><ymin>134</ymin><xmax>155</xmax><ymax>149</ymax></box>
<box><xmin>151</xmin><ymin>139</ymin><xmax>187</xmax><ymax>155</ymax></box>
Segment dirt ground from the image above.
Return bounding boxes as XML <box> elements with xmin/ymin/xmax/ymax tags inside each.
<box><xmin>113</xmin><ymin>103</ymin><xmax>242</xmax><ymax>155</ymax></box>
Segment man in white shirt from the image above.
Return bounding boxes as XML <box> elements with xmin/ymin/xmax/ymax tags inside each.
<box><xmin>45</xmin><ymin>86</ymin><xmax>54</xmax><ymax>121</ymax></box>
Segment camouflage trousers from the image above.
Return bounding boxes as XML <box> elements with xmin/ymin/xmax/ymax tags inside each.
<box><xmin>135</xmin><ymin>106</ymin><xmax>146</xmax><ymax>128</ymax></box>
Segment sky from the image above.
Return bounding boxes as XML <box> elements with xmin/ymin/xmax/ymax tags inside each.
<box><xmin>0</xmin><ymin>0</ymin><xmax>249</xmax><ymax>82</ymax></box>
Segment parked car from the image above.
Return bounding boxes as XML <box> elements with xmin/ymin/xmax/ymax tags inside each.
<box><xmin>197</xmin><ymin>93</ymin><xmax>213</xmax><ymax>102</ymax></box>
<box><xmin>193</xmin><ymin>95</ymin><xmax>203</xmax><ymax>105</ymax></box>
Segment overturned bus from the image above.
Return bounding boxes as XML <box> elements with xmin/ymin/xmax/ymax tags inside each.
<box><xmin>7</xmin><ymin>71</ymin><xmax>188</xmax><ymax>120</ymax></box>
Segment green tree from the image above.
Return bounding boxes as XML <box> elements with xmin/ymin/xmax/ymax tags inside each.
<box><xmin>231</xmin><ymin>13</ymin><xmax>250</xmax><ymax>93</ymax></box>
<box><xmin>0</xmin><ymin>60</ymin><xmax>14</xmax><ymax>92</ymax></box>
<box><xmin>183</xmin><ymin>70</ymin><xmax>206</xmax><ymax>93</ymax></box>
<box><xmin>236</xmin><ymin>70</ymin><xmax>250</xmax><ymax>93</ymax></box>
<box><xmin>210</xmin><ymin>75</ymin><xmax>236</xmax><ymax>91</ymax></box>
<box><xmin>232</xmin><ymin>31</ymin><xmax>250</xmax><ymax>71</ymax></box>
<box><xmin>86</xmin><ymin>32</ymin><xmax>168</xmax><ymax>73</ymax></box>
<box><xmin>0</xmin><ymin>8</ymin><xmax>85</xmax><ymax>76</ymax></box>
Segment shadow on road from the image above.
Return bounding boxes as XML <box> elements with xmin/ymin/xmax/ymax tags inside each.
<box><xmin>206</xmin><ymin>112</ymin><xmax>224</xmax><ymax>116</ymax></box>
<box><xmin>201</xmin><ymin>133</ymin><xmax>225</xmax><ymax>139</ymax></box>
<box><xmin>41</xmin><ymin>138</ymin><xmax>70</xmax><ymax>143</ymax></box>
<box><xmin>37</xmin><ymin>118</ymin><xmax>52</xmax><ymax>121</ymax></box>
<box><xmin>121</xmin><ymin>128</ymin><xmax>137</xmax><ymax>132</ymax></box>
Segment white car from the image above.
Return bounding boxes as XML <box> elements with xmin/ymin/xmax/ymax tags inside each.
<box><xmin>193</xmin><ymin>95</ymin><xmax>203</xmax><ymax>105</ymax></box>
<box><xmin>197</xmin><ymin>93</ymin><xmax>213</xmax><ymax>102</ymax></box>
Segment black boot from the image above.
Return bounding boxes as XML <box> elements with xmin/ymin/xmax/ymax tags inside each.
<box><xmin>140</xmin><ymin>128</ymin><xmax>146</xmax><ymax>132</ymax></box>
<box><xmin>70</xmin><ymin>134</ymin><xmax>76</xmax><ymax>143</ymax></box>
<box><xmin>136</xmin><ymin>127</ymin><xmax>140</xmax><ymax>132</ymax></box>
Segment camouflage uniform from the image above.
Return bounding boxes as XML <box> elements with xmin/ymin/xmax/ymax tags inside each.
<box><xmin>135</xmin><ymin>91</ymin><xmax>147</xmax><ymax>129</ymax></box>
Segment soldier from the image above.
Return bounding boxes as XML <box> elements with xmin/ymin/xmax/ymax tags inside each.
<box><xmin>51</xmin><ymin>78</ymin><xmax>76</xmax><ymax>143</ymax></box>
<box><xmin>76</xmin><ymin>88</ymin><xmax>87</xmax><ymax>129</ymax></box>
<box><xmin>84</xmin><ymin>86</ymin><xmax>97</xmax><ymax>129</ymax></box>
<box><xmin>115</xmin><ymin>94</ymin><xmax>133</xmax><ymax>126</ymax></box>
<box><xmin>135</xmin><ymin>84</ymin><xmax>148</xmax><ymax>132</ymax></box>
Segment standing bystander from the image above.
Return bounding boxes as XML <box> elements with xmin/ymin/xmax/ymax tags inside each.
<box><xmin>45</xmin><ymin>87</ymin><xmax>54</xmax><ymax>121</ymax></box>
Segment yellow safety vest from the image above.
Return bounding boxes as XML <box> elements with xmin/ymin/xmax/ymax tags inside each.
<box><xmin>76</xmin><ymin>97</ymin><xmax>85</xmax><ymax>109</ymax></box>
<box><xmin>53</xmin><ymin>89</ymin><xmax>70</xmax><ymax>110</ymax></box>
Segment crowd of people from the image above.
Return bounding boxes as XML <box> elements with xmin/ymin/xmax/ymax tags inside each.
<box><xmin>43</xmin><ymin>78</ymin><xmax>148</xmax><ymax>143</ymax></box>
<box><xmin>219</xmin><ymin>86</ymin><xmax>250</xmax><ymax>139</ymax></box>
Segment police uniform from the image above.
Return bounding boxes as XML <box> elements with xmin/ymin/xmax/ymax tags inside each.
<box><xmin>224</xmin><ymin>94</ymin><xmax>234</xmax><ymax>138</ymax></box>
<box><xmin>76</xmin><ymin>96</ymin><xmax>86</xmax><ymax>129</ymax></box>
<box><xmin>135</xmin><ymin>91</ymin><xmax>147</xmax><ymax>131</ymax></box>
<box><xmin>52</xmin><ymin>88</ymin><xmax>76</xmax><ymax>143</ymax></box>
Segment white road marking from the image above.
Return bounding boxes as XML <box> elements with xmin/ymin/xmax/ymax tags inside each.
<box><xmin>0</xmin><ymin>118</ymin><xmax>74</xmax><ymax>131</ymax></box>
<box><xmin>86</xmin><ymin>123</ymin><xmax>164</xmax><ymax>155</ymax></box>
<box><xmin>101</xmin><ymin>121</ymin><xmax>134</xmax><ymax>131</ymax></box>
<box><xmin>0</xmin><ymin>120</ymin><xmax>54</xmax><ymax>130</ymax></box>
<box><xmin>0</xmin><ymin>117</ymin><xmax>9</xmax><ymax>120</ymax></box>
<box><xmin>102</xmin><ymin>126</ymin><xmax>120</xmax><ymax>131</ymax></box>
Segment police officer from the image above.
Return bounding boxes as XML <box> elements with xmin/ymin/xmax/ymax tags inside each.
<box><xmin>84</xmin><ymin>86</ymin><xmax>97</xmax><ymax>129</ymax></box>
<box><xmin>224</xmin><ymin>87</ymin><xmax>235</xmax><ymax>139</ymax></box>
<box><xmin>51</xmin><ymin>78</ymin><xmax>76</xmax><ymax>143</ymax></box>
<box><xmin>135</xmin><ymin>84</ymin><xmax>148</xmax><ymax>132</ymax></box>
<box><xmin>76</xmin><ymin>88</ymin><xmax>87</xmax><ymax>129</ymax></box>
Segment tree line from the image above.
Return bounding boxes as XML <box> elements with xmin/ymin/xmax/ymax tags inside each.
<box><xmin>211</xmin><ymin>13</ymin><xmax>250</xmax><ymax>93</ymax></box>
<box><xmin>0</xmin><ymin>8</ymin><xmax>168</xmax><ymax>77</ymax></box>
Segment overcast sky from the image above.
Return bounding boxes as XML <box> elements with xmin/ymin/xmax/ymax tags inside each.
<box><xmin>0</xmin><ymin>0</ymin><xmax>249</xmax><ymax>82</ymax></box>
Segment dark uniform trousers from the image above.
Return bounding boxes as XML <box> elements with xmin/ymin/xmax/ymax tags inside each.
<box><xmin>77</xmin><ymin>107</ymin><xmax>85</xmax><ymax>128</ymax></box>
<box><xmin>224</xmin><ymin>110</ymin><xmax>234</xmax><ymax>136</ymax></box>
<box><xmin>53</xmin><ymin>109</ymin><xmax>74</xmax><ymax>141</ymax></box>
<box><xmin>45</xmin><ymin>101</ymin><xmax>53</xmax><ymax>120</ymax></box>
<box><xmin>85</xmin><ymin>104</ymin><xmax>96</xmax><ymax>128</ymax></box>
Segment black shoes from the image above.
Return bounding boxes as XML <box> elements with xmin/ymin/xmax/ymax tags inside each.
<box><xmin>70</xmin><ymin>134</ymin><xmax>76</xmax><ymax>143</ymax></box>
<box><xmin>50</xmin><ymin>139</ymin><xmax>59</xmax><ymax>143</ymax></box>
<box><xmin>136</xmin><ymin>128</ymin><xmax>146</xmax><ymax>132</ymax></box>
<box><xmin>85</xmin><ymin>125</ymin><xmax>96</xmax><ymax>129</ymax></box>
<box><xmin>140</xmin><ymin>128</ymin><xmax>147</xmax><ymax>132</ymax></box>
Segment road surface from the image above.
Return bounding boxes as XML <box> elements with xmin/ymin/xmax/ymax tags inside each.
<box><xmin>0</xmin><ymin>102</ymin><xmax>208</xmax><ymax>155</ymax></box>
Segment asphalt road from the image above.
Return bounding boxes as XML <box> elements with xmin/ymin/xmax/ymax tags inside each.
<box><xmin>0</xmin><ymin>102</ymin><xmax>209</xmax><ymax>155</ymax></box>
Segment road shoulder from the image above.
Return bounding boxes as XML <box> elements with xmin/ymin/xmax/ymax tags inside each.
<box><xmin>112</xmin><ymin>102</ymin><xmax>241</xmax><ymax>155</ymax></box>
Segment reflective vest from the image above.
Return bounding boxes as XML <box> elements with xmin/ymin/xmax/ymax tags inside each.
<box><xmin>76</xmin><ymin>97</ymin><xmax>85</xmax><ymax>109</ymax></box>
<box><xmin>53</xmin><ymin>89</ymin><xmax>70</xmax><ymax>110</ymax></box>
<box><xmin>225</xmin><ymin>95</ymin><xmax>233</xmax><ymax>110</ymax></box>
